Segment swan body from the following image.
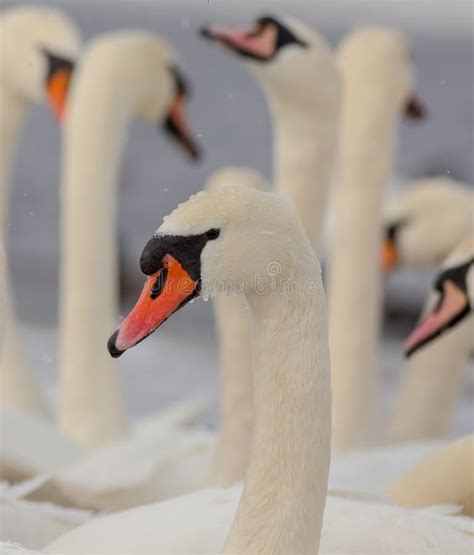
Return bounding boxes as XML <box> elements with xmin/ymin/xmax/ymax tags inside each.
<box><xmin>0</xmin><ymin>409</ymin><xmax>81</xmax><ymax>483</ymax></box>
<box><xmin>328</xmin><ymin>27</ymin><xmax>422</xmax><ymax>452</ymax></box>
<box><xmin>0</xmin><ymin>6</ymin><xmax>81</xmax><ymax>417</ymax></box>
<box><xmin>329</xmin><ymin>440</ymin><xmax>445</xmax><ymax>493</ymax></box>
<box><xmin>48</xmin><ymin>185</ymin><xmax>471</xmax><ymax>554</ymax></box>
<box><xmin>59</xmin><ymin>31</ymin><xmax>200</xmax><ymax>447</ymax></box>
<box><xmin>389</xmin><ymin>235</ymin><xmax>474</xmax><ymax>441</ymax></box>
<box><xmin>46</xmin><ymin>486</ymin><xmax>473</xmax><ymax>555</ymax></box>
<box><xmin>386</xmin><ymin>435</ymin><xmax>474</xmax><ymax>517</ymax></box>
<box><xmin>382</xmin><ymin>177</ymin><xmax>473</xmax><ymax>269</ymax></box>
<box><xmin>0</xmin><ymin>480</ymin><xmax>89</xmax><ymax>549</ymax></box>
<box><xmin>27</xmin><ymin>427</ymin><xmax>213</xmax><ymax>512</ymax></box>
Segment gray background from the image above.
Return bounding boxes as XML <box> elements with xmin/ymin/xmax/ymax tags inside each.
<box><xmin>1</xmin><ymin>0</ymin><xmax>473</xmax><ymax>431</ymax></box>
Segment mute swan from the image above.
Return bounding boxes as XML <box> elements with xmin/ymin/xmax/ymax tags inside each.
<box><xmin>327</xmin><ymin>27</ymin><xmax>426</xmax><ymax>452</ymax></box>
<box><xmin>201</xmin><ymin>15</ymin><xmax>340</xmax><ymax>484</ymax></box>
<box><xmin>381</xmin><ymin>177</ymin><xmax>473</xmax><ymax>270</ymax></box>
<box><xmin>47</xmin><ymin>185</ymin><xmax>472</xmax><ymax>554</ymax></box>
<box><xmin>0</xmin><ymin>479</ymin><xmax>89</xmax><ymax>549</ymax></box>
<box><xmin>0</xmin><ymin>7</ymin><xmax>85</xmax><ymax>485</ymax></box>
<box><xmin>389</xmin><ymin>234</ymin><xmax>474</xmax><ymax>441</ymax></box>
<box><xmin>58</xmin><ymin>31</ymin><xmax>201</xmax><ymax>448</ymax></box>
<box><xmin>0</xmin><ymin>5</ymin><xmax>80</xmax><ymax>417</ymax></box>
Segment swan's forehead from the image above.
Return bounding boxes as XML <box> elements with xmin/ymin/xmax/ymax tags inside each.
<box><xmin>158</xmin><ymin>189</ymin><xmax>245</xmax><ymax>236</ymax></box>
<box><xmin>157</xmin><ymin>186</ymin><xmax>283</xmax><ymax>236</ymax></box>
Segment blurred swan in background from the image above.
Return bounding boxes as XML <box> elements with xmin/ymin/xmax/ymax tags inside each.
<box><xmin>201</xmin><ymin>14</ymin><xmax>340</xmax><ymax>485</ymax></box>
<box><xmin>46</xmin><ymin>186</ymin><xmax>472</xmax><ymax>555</ymax></box>
<box><xmin>389</xmin><ymin>234</ymin><xmax>474</xmax><ymax>441</ymax></box>
<box><xmin>15</xmin><ymin>31</ymin><xmax>213</xmax><ymax>511</ymax></box>
<box><xmin>0</xmin><ymin>5</ymin><xmax>80</xmax><ymax>418</ymax></box>
<box><xmin>0</xmin><ymin>5</ymin><xmax>84</xmax><ymax>484</ymax></box>
<box><xmin>59</xmin><ymin>30</ymin><xmax>201</xmax><ymax>449</ymax></box>
<box><xmin>327</xmin><ymin>27</ymin><xmax>425</xmax><ymax>452</ymax></box>
<box><xmin>331</xmin><ymin>235</ymin><xmax>473</xmax><ymax>493</ymax></box>
<box><xmin>3</xmin><ymin>29</ymin><xmax>207</xmax><ymax>501</ymax></box>
<box><xmin>381</xmin><ymin>177</ymin><xmax>473</xmax><ymax>270</ymax></box>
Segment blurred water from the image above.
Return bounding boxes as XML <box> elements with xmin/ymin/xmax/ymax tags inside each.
<box><xmin>2</xmin><ymin>0</ymin><xmax>473</xmax><ymax>432</ymax></box>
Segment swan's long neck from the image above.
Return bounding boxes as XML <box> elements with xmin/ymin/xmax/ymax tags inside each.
<box><xmin>223</xmin><ymin>263</ymin><xmax>331</xmax><ymax>554</ymax></box>
<box><xmin>59</xmin><ymin>73</ymin><xmax>136</xmax><ymax>447</ymax></box>
<box><xmin>210</xmin><ymin>294</ymin><xmax>253</xmax><ymax>486</ymax></box>
<box><xmin>328</xmin><ymin>85</ymin><xmax>399</xmax><ymax>452</ymax></box>
<box><xmin>389</xmin><ymin>314</ymin><xmax>473</xmax><ymax>442</ymax></box>
<box><xmin>269</xmin><ymin>91</ymin><xmax>339</xmax><ymax>255</ymax></box>
<box><xmin>0</xmin><ymin>85</ymin><xmax>48</xmax><ymax>416</ymax></box>
<box><xmin>0</xmin><ymin>88</ymin><xmax>27</xmax><ymax>228</ymax></box>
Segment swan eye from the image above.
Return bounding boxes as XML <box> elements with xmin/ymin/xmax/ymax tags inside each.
<box><xmin>206</xmin><ymin>228</ymin><xmax>220</xmax><ymax>241</ymax></box>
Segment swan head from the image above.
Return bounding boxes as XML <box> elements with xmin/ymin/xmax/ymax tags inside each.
<box><xmin>381</xmin><ymin>178</ymin><xmax>473</xmax><ymax>270</ymax></box>
<box><xmin>405</xmin><ymin>235</ymin><xmax>474</xmax><ymax>357</ymax></box>
<box><xmin>338</xmin><ymin>27</ymin><xmax>426</xmax><ymax>121</ymax></box>
<box><xmin>200</xmin><ymin>15</ymin><xmax>339</xmax><ymax>106</ymax></box>
<box><xmin>108</xmin><ymin>185</ymin><xmax>309</xmax><ymax>357</ymax></box>
<box><xmin>74</xmin><ymin>32</ymin><xmax>201</xmax><ymax>160</ymax></box>
<box><xmin>0</xmin><ymin>6</ymin><xmax>81</xmax><ymax>120</ymax></box>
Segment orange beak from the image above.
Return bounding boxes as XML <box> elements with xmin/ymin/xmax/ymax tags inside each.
<box><xmin>108</xmin><ymin>254</ymin><xmax>198</xmax><ymax>358</ymax></box>
<box><xmin>380</xmin><ymin>238</ymin><xmax>398</xmax><ymax>271</ymax></box>
<box><xmin>45</xmin><ymin>68</ymin><xmax>73</xmax><ymax>122</ymax></box>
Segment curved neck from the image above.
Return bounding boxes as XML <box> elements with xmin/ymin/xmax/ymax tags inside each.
<box><xmin>389</xmin><ymin>314</ymin><xmax>473</xmax><ymax>442</ymax></box>
<box><xmin>328</xmin><ymin>84</ymin><xmax>400</xmax><ymax>452</ymax></box>
<box><xmin>266</xmin><ymin>85</ymin><xmax>339</xmax><ymax>255</ymax></box>
<box><xmin>59</xmin><ymin>76</ymin><xmax>139</xmax><ymax>447</ymax></box>
<box><xmin>210</xmin><ymin>294</ymin><xmax>253</xmax><ymax>486</ymax></box>
<box><xmin>223</xmin><ymin>269</ymin><xmax>331</xmax><ymax>554</ymax></box>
